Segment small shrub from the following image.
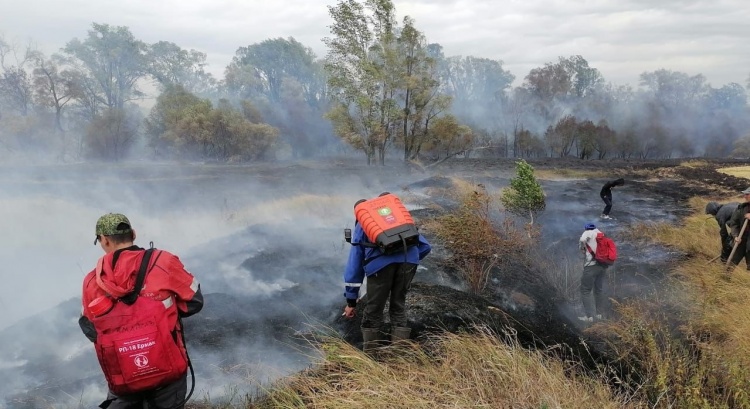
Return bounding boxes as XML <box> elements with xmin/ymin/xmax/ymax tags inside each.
<box><xmin>426</xmin><ymin>182</ymin><xmax>531</xmax><ymax>294</ymax></box>
<box><xmin>501</xmin><ymin>159</ymin><xmax>546</xmax><ymax>224</ymax></box>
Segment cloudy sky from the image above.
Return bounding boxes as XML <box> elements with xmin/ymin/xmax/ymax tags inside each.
<box><xmin>2</xmin><ymin>0</ymin><xmax>750</xmax><ymax>88</ymax></box>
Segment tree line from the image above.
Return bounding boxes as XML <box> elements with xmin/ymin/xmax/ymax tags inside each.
<box><xmin>1</xmin><ymin>0</ymin><xmax>749</xmax><ymax>164</ymax></box>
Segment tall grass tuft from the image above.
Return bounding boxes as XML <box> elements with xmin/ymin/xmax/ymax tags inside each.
<box><xmin>258</xmin><ymin>328</ymin><xmax>636</xmax><ymax>409</ymax></box>
<box><xmin>598</xmin><ymin>196</ymin><xmax>750</xmax><ymax>408</ymax></box>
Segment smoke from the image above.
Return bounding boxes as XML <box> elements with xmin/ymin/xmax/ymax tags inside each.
<box><xmin>0</xmin><ymin>160</ymin><xmax>430</xmax><ymax>406</ymax></box>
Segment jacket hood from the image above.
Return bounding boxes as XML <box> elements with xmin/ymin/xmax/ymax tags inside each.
<box><xmin>705</xmin><ymin>201</ymin><xmax>719</xmax><ymax>215</ymax></box>
<box><xmin>95</xmin><ymin>249</ymin><xmax>145</xmax><ymax>298</ymax></box>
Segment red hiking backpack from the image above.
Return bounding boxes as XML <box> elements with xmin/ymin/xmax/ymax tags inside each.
<box><xmin>89</xmin><ymin>249</ymin><xmax>189</xmax><ymax>396</ymax></box>
<box><xmin>589</xmin><ymin>232</ymin><xmax>617</xmax><ymax>265</ymax></box>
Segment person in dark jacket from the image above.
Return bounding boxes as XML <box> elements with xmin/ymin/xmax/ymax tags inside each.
<box><xmin>706</xmin><ymin>201</ymin><xmax>739</xmax><ymax>263</ymax></box>
<box><xmin>600</xmin><ymin>178</ymin><xmax>625</xmax><ymax>219</ymax></box>
<box><xmin>342</xmin><ymin>210</ymin><xmax>431</xmax><ymax>353</ymax></box>
<box><xmin>727</xmin><ymin>188</ymin><xmax>750</xmax><ymax>271</ymax></box>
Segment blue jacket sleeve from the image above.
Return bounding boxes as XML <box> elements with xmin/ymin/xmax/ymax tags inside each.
<box><xmin>343</xmin><ymin>225</ymin><xmax>366</xmax><ymax>300</ymax></box>
<box><xmin>417</xmin><ymin>234</ymin><xmax>431</xmax><ymax>260</ymax></box>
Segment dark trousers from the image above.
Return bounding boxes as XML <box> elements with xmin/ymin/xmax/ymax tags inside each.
<box><xmin>581</xmin><ymin>264</ymin><xmax>607</xmax><ymax>318</ymax></box>
<box><xmin>720</xmin><ymin>228</ymin><xmax>733</xmax><ymax>262</ymax></box>
<box><xmin>100</xmin><ymin>374</ymin><xmax>187</xmax><ymax>409</ymax></box>
<box><xmin>601</xmin><ymin>195</ymin><xmax>613</xmax><ymax>215</ymax></box>
<box><xmin>729</xmin><ymin>234</ymin><xmax>750</xmax><ymax>270</ymax></box>
<box><xmin>362</xmin><ymin>262</ymin><xmax>417</xmax><ymax>329</ymax></box>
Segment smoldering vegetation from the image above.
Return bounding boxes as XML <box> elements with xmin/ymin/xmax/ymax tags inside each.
<box><xmin>0</xmin><ymin>160</ymin><xmax>427</xmax><ymax>407</ymax></box>
<box><xmin>0</xmin><ymin>157</ymin><xmax>705</xmax><ymax>408</ymax></box>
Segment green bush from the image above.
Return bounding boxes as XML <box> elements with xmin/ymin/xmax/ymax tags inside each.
<box><xmin>501</xmin><ymin>159</ymin><xmax>546</xmax><ymax>222</ymax></box>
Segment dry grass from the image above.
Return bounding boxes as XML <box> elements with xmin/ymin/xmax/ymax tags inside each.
<box><xmin>259</xmin><ymin>329</ymin><xmax>636</xmax><ymax>409</ymax></box>
<box><xmin>192</xmin><ymin>180</ymin><xmax>750</xmax><ymax>409</ymax></box>
<box><xmin>423</xmin><ymin>178</ymin><xmax>533</xmax><ymax>294</ymax></box>
<box><xmin>533</xmin><ymin>168</ymin><xmax>609</xmax><ymax>180</ymax></box>
<box><xmin>679</xmin><ymin>160</ymin><xmax>712</xmax><ymax>168</ymax></box>
<box><xmin>717</xmin><ymin>166</ymin><xmax>750</xmax><ymax>180</ymax></box>
<box><xmin>599</xmin><ymin>196</ymin><xmax>750</xmax><ymax>408</ymax></box>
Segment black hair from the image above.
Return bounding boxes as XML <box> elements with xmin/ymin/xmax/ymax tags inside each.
<box><xmin>104</xmin><ymin>222</ymin><xmax>134</xmax><ymax>244</ymax></box>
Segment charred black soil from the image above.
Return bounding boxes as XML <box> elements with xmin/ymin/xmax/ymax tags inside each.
<box><xmin>1</xmin><ymin>157</ymin><xmax>748</xmax><ymax>407</ymax></box>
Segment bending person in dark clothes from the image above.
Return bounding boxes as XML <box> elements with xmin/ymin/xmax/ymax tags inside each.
<box><xmin>600</xmin><ymin>178</ymin><xmax>625</xmax><ymax>219</ymax></box>
<box><xmin>705</xmin><ymin>201</ymin><xmax>738</xmax><ymax>263</ymax></box>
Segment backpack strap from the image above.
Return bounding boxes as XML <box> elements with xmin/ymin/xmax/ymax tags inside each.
<box><xmin>120</xmin><ymin>248</ymin><xmax>155</xmax><ymax>306</ymax></box>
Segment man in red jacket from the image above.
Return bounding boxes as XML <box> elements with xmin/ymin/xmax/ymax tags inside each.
<box><xmin>79</xmin><ymin>213</ymin><xmax>204</xmax><ymax>409</ymax></box>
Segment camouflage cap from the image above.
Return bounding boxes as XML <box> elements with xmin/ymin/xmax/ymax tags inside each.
<box><xmin>95</xmin><ymin>213</ymin><xmax>132</xmax><ymax>241</ymax></box>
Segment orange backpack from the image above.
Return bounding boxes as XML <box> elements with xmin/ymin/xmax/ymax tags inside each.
<box><xmin>351</xmin><ymin>193</ymin><xmax>420</xmax><ymax>255</ymax></box>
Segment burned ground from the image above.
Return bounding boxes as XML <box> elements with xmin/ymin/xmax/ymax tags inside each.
<box><xmin>0</xmin><ymin>157</ymin><xmax>746</xmax><ymax>407</ymax></box>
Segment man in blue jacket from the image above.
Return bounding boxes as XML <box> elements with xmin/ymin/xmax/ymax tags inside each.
<box><xmin>342</xmin><ymin>220</ymin><xmax>431</xmax><ymax>353</ymax></box>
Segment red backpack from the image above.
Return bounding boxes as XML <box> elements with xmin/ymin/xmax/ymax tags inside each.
<box><xmin>89</xmin><ymin>249</ymin><xmax>190</xmax><ymax>396</ymax></box>
<box><xmin>590</xmin><ymin>232</ymin><xmax>617</xmax><ymax>265</ymax></box>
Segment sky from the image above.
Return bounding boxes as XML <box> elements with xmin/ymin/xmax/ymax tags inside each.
<box><xmin>2</xmin><ymin>0</ymin><xmax>750</xmax><ymax>88</ymax></box>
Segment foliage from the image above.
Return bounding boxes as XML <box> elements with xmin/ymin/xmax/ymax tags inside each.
<box><xmin>419</xmin><ymin>114</ymin><xmax>474</xmax><ymax>160</ymax></box>
<box><xmin>227</xmin><ymin>37</ymin><xmax>331</xmax><ymax>158</ymax></box>
<box><xmin>84</xmin><ymin>108</ymin><xmax>140</xmax><ymax>160</ymax></box>
<box><xmin>257</xmin><ymin>328</ymin><xmax>634</xmax><ymax>409</ymax></box>
<box><xmin>147</xmin><ymin>41</ymin><xmax>216</xmax><ymax>95</ymax></box>
<box><xmin>64</xmin><ymin>23</ymin><xmax>149</xmax><ymax>109</ymax></box>
<box><xmin>32</xmin><ymin>54</ymin><xmax>79</xmax><ymax>133</ymax></box>
<box><xmin>500</xmin><ymin>159</ymin><xmax>546</xmax><ymax>221</ymax></box>
<box><xmin>323</xmin><ymin>0</ymin><xmax>401</xmax><ymax>165</ymax></box>
<box><xmin>604</xmin><ymin>198</ymin><xmax>750</xmax><ymax>408</ymax></box>
<box><xmin>145</xmin><ymin>86</ymin><xmax>279</xmax><ymax>161</ymax></box>
<box><xmin>426</xmin><ymin>179</ymin><xmax>532</xmax><ymax>294</ymax></box>
<box><xmin>730</xmin><ymin>135</ymin><xmax>750</xmax><ymax>158</ymax></box>
<box><xmin>515</xmin><ymin>128</ymin><xmax>545</xmax><ymax>158</ymax></box>
<box><xmin>230</xmin><ymin>37</ymin><xmax>321</xmax><ymax>104</ymax></box>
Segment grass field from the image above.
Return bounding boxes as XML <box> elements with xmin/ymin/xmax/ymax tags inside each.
<box><xmin>717</xmin><ymin>166</ymin><xmax>750</xmax><ymax>179</ymax></box>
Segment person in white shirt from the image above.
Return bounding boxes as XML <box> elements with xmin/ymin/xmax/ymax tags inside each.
<box><xmin>578</xmin><ymin>223</ymin><xmax>607</xmax><ymax>322</ymax></box>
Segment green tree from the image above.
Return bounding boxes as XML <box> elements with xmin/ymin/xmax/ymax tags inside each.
<box><xmin>147</xmin><ymin>41</ymin><xmax>216</xmax><ymax>94</ymax></box>
<box><xmin>64</xmin><ymin>23</ymin><xmax>149</xmax><ymax>110</ymax></box>
<box><xmin>501</xmin><ymin>159</ymin><xmax>546</xmax><ymax>224</ymax></box>
<box><xmin>397</xmin><ymin>19</ymin><xmax>448</xmax><ymax>161</ymax></box>
<box><xmin>146</xmin><ymin>87</ymin><xmax>279</xmax><ymax>161</ymax></box>
<box><xmin>324</xmin><ymin>0</ymin><xmax>400</xmax><ymax>165</ymax></box>
<box><xmin>227</xmin><ymin>37</ymin><xmax>330</xmax><ymax>158</ymax></box>
<box><xmin>230</xmin><ymin>37</ymin><xmax>320</xmax><ymax>104</ymax></box>
<box><xmin>144</xmin><ymin>84</ymin><xmax>206</xmax><ymax>155</ymax></box>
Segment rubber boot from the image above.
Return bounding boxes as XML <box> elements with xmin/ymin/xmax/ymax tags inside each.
<box><xmin>390</xmin><ymin>326</ymin><xmax>412</xmax><ymax>343</ymax></box>
<box><xmin>361</xmin><ymin>328</ymin><xmax>381</xmax><ymax>355</ymax></box>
